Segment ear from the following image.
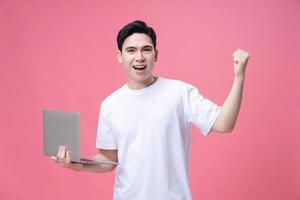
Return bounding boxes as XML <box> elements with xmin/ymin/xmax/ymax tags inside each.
<box><xmin>154</xmin><ymin>49</ymin><xmax>158</xmax><ymax>62</ymax></box>
<box><xmin>117</xmin><ymin>50</ymin><xmax>122</xmax><ymax>63</ymax></box>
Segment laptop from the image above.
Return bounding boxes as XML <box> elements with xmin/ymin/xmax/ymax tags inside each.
<box><xmin>43</xmin><ymin>109</ymin><xmax>118</xmax><ymax>165</ymax></box>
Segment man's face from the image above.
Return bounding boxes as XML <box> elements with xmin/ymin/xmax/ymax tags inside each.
<box><xmin>117</xmin><ymin>33</ymin><xmax>158</xmax><ymax>86</ymax></box>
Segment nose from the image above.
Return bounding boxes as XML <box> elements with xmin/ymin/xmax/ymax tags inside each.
<box><xmin>135</xmin><ymin>51</ymin><xmax>145</xmax><ymax>62</ymax></box>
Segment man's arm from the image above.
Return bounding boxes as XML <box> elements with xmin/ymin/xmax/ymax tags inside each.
<box><xmin>51</xmin><ymin>146</ymin><xmax>118</xmax><ymax>173</ymax></box>
<box><xmin>212</xmin><ymin>49</ymin><xmax>250</xmax><ymax>133</ymax></box>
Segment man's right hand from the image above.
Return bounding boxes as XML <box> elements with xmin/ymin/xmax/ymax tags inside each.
<box><xmin>51</xmin><ymin>145</ymin><xmax>83</xmax><ymax>171</ymax></box>
<box><xmin>50</xmin><ymin>146</ymin><xmax>117</xmax><ymax>173</ymax></box>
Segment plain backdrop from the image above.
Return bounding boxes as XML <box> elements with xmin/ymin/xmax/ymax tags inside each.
<box><xmin>1</xmin><ymin>0</ymin><xmax>299</xmax><ymax>199</ymax></box>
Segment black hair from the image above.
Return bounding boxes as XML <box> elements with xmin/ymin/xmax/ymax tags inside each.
<box><xmin>117</xmin><ymin>20</ymin><xmax>157</xmax><ymax>52</ymax></box>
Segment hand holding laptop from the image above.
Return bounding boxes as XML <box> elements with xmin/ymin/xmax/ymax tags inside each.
<box><xmin>49</xmin><ymin>145</ymin><xmax>118</xmax><ymax>173</ymax></box>
<box><xmin>51</xmin><ymin>145</ymin><xmax>83</xmax><ymax>171</ymax></box>
<box><xmin>44</xmin><ymin>109</ymin><xmax>118</xmax><ymax>174</ymax></box>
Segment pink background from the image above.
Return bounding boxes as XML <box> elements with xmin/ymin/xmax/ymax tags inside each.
<box><xmin>1</xmin><ymin>0</ymin><xmax>299</xmax><ymax>199</ymax></box>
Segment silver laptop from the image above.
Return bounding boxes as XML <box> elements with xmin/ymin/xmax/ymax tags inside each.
<box><xmin>43</xmin><ymin>109</ymin><xmax>118</xmax><ymax>165</ymax></box>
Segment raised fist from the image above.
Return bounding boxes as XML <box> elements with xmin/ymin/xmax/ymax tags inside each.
<box><xmin>232</xmin><ymin>49</ymin><xmax>250</xmax><ymax>78</ymax></box>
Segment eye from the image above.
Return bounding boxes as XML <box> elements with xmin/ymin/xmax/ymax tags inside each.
<box><xmin>127</xmin><ymin>49</ymin><xmax>135</xmax><ymax>53</ymax></box>
<box><xmin>143</xmin><ymin>48</ymin><xmax>152</xmax><ymax>52</ymax></box>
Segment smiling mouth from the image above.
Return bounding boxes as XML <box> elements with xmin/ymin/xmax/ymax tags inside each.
<box><xmin>133</xmin><ymin>65</ymin><xmax>147</xmax><ymax>70</ymax></box>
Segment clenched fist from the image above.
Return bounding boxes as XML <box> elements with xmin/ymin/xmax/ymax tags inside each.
<box><xmin>232</xmin><ymin>49</ymin><xmax>250</xmax><ymax>79</ymax></box>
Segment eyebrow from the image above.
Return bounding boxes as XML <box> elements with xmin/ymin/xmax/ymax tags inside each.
<box><xmin>124</xmin><ymin>45</ymin><xmax>153</xmax><ymax>50</ymax></box>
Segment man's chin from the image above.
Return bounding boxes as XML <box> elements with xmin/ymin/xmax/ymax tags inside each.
<box><xmin>130</xmin><ymin>74</ymin><xmax>154</xmax><ymax>83</ymax></box>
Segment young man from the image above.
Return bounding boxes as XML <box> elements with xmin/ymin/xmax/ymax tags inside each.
<box><xmin>53</xmin><ymin>20</ymin><xmax>250</xmax><ymax>200</ymax></box>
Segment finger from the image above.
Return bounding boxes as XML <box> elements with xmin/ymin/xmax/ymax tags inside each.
<box><xmin>233</xmin><ymin>49</ymin><xmax>250</xmax><ymax>57</ymax></box>
<box><xmin>233</xmin><ymin>49</ymin><xmax>241</xmax><ymax>57</ymax></box>
<box><xmin>234</xmin><ymin>54</ymin><xmax>248</xmax><ymax>63</ymax></box>
<box><xmin>66</xmin><ymin>151</ymin><xmax>71</xmax><ymax>162</ymax></box>
<box><xmin>57</xmin><ymin>146</ymin><xmax>62</xmax><ymax>158</ymax></box>
<box><xmin>237</xmin><ymin>51</ymin><xmax>250</xmax><ymax>58</ymax></box>
<box><xmin>57</xmin><ymin>145</ymin><xmax>66</xmax><ymax>158</ymax></box>
<box><xmin>51</xmin><ymin>156</ymin><xmax>58</xmax><ymax>161</ymax></box>
<box><xmin>57</xmin><ymin>146</ymin><xmax>66</xmax><ymax>165</ymax></box>
<box><xmin>58</xmin><ymin>146</ymin><xmax>66</xmax><ymax>159</ymax></box>
<box><xmin>61</xmin><ymin>146</ymin><xmax>66</xmax><ymax>158</ymax></box>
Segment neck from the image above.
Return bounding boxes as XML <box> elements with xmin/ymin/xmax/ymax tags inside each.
<box><xmin>127</xmin><ymin>76</ymin><xmax>158</xmax><ymax>90</ymax></box>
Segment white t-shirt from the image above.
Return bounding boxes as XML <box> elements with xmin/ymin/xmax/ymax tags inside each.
<box><xmin>96</xmin><ymin>77</ymin><xmax>221</xmax><ymax>200</ymax></box>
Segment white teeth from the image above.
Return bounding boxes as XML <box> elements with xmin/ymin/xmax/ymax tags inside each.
<box><xmin>133</xmin><ymin>65</ymin><xmax>146</xmax><ymax>69</ymax></box>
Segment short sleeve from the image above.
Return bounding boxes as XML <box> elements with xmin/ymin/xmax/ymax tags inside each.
<box><xmin>184</xmin><ymin>83</ymin><xmax>221</xmax><ymax>136</ymax></box>
<box><xmin>96</xmin><ymin>104</ymin><xmax>118</xmax><ymax>149</ymax></box>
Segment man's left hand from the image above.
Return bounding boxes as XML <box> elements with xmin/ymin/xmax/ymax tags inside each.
<box><xmin>232</xmin><ymin>49</ymin><xmax>250</xmax><ymax>79</ymax></box>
